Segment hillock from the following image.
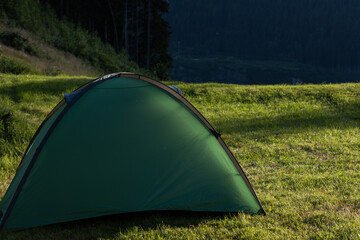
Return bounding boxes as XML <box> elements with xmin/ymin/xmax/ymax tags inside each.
<box><xmin>0</xmin><ymin>0</ymin><xmax>144</xmax><ymax>76</ymax></box>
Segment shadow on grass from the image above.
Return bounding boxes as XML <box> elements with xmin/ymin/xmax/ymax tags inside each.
<box><xmin>0</xmin><ymin>211</ymin><xmax>233</xmax><ymax>239</ymax></box>
<box><xmin>0</xmin><ymin>78</ymin><xmax>91</xmax><ymax>102</ymax></box>
<box><xmin>213</xmin><ymin>102</ymin><xmax>360</xmax><ymax>139</ymax></box>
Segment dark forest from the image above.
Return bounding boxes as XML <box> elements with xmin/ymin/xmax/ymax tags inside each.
<box><xmin>167</xmin><ymin>0</ymin><xmax>360</xmax><ymax>83</ymax></box>
<box><xmin>44</xmin><ymin>0</ymin><xmax>172</xmax><ymax>73</ymax></box>
<box><xmin>168</xmin><ymin>0</ymin><xmax>360</xmax><ymax>71</ymax></box>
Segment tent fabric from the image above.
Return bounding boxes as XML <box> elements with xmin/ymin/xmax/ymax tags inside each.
<box><xmin>0</xmin><ymin>73</ymin><xmax>264</xmax><ymax>230</ymax></box>
<box><xmin>64</xmin><ymin>88</ymin><xmax>84</xmax><ymax>103</ymax></box>
<box><xmin>169</xmin><ymin>86</ymin><xmax>182</xmax><ymax>95</ymax></box>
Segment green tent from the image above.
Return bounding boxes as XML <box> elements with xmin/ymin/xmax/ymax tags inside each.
<box><xmin>0</xmin><ymin>73</ymin><xmax>264</xmax><ymax>230</ymax></box>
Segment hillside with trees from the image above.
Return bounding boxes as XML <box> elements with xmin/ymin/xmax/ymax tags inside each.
<box><xmin>0</xmin><ymin>0</ymin><xmax>171</xmax><ymax>79</ymax></box>
<box><xmin>45</xmin><ymin>0</ymin><xmax>171</xmax><ymax>76</ymax></box>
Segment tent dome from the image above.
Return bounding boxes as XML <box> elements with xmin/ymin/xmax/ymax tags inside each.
<box><xmin>0</xmin><ymin>73</ymin><xmax>264</xmax><ymax>230</ymax></box>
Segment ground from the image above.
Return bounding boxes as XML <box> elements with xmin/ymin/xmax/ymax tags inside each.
<box><xmin>0</xmin><ymin>74</ymin><xmax>359</xmax><ymax>239</ymax></box>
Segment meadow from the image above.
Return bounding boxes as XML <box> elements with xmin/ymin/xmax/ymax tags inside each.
<box><xmin>0</xmin><ymin>73</ymin><xmax>359</xmax><ymax>239</ymax></box>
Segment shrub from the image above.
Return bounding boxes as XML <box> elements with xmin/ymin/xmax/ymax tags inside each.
<box><xmin>0</xmin><ymin>111</ymin><xmax>15</xmax><ymax>142</ymax></box>
<box><xmin>0</xmin><ymin>54</ymin><xmax>37</xmax><ymax>74</ymax></box>
<box><xmin>154</xmin><ymin>62</ymin><xmax>171</xmax><ymax>80</ymax></box>
<box><xmin>0</xmin><ymin>31</ymin><xmax>43</xmax><ymax>57</ymax></box>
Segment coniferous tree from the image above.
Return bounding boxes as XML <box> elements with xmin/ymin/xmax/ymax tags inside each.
<box><xmin>42</xmin><ymin>0</ymin><xmax>172</xmax><ymax>76</ymax></box>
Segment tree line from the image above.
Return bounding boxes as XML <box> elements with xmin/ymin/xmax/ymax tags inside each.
<box><xmin>44</xmin><ymin>0</ymin><xmax>172</xmax><ymax>76</ymax></box>
<box><xmin>0</xmin><ymin>0</ymin><xmax>171</xmax><ymax>78</ymax></box>
<box><xmin>168</xmin><ymin>0</ymin><xmax>360</xmax><ymax>72</ymax></box>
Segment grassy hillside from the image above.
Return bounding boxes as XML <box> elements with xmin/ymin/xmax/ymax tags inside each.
<box><xmin>0</xmin><ymin>74</ymin><xmax>360</xmax><ymax>239</ymax></box>
<box><xmin>0</xmin><ymin>24</ymin><xmax>142</xmax><ymax>77</ymax></box>
<box><xmin>0</xmin><ymin>25</ymin><xmax>100</xmax><ymax>76</ymax></box>
<box><xmin>0</xmin><ymin>0</ymin><xmax>144</xmax><ymax>76</ymax></box>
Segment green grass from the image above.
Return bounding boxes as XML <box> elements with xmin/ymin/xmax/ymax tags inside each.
<box><xmin>0</xmin><ymin>55</ymin><xmax>37</xmax><ymax>74</ymax></box>
<box><xmin>1</xmin><ymin>74</ymin><xmax>360</xmax><ymax>239</ymax></box>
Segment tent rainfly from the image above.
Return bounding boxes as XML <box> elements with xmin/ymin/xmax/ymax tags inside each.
<box><xmin>0</xmin><ymin>73</ymin><xmax>265</xmax><ymax>230</ymax></box>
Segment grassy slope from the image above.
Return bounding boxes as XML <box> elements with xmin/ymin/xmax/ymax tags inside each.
<box><xmin>0</xmin><ymin>25</ymin><xmax>103</xmax><ymax>76</ymax></box>
<box><xmin>1</xmin><ymin>0</ymin><xmax>143</xmax><ymax>76</ymax></box>
<box><xmin>0</xmin><ymin>74</ymin><xmax>360</xmax><ymax>239</ymax></box>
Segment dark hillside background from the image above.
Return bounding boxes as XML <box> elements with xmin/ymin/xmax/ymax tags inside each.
<box><xmin>2</xmin><ymin>0</ymin><xmax>360</xmax><ymax>84</ymax></box>
<box><xmin>44</xmin><ymin>0</ymin><xmax>171</xmax><ymax>76</ymax></box>
<box><xmin>167</xmin><ymin>0</ymin><xmax>360</xmax><ymax>84</ymax></box>
<box><xmin>0</xmin><ymin>0</ymin><xmax>171</xmax><ymax>78</ymax></box>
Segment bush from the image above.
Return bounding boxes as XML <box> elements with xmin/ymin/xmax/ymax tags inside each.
<box><xmin>0</xmin><ymin>111</ymin><xmax>15</xmax><ymax>142</ymax></box>
<box><xmin>0</xmin><ymin>31</ymin><xmax>43</xmax><ymax>57</ymax></box>
<box><xmin>154</xmin><ymin>62</ymin><xmax>171</xmax><ymax>80</ymax></box>
<box><xmin>0</xmin><ymin>54</ymin><xmax>37</xmax><ymax>74</ymax></box>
